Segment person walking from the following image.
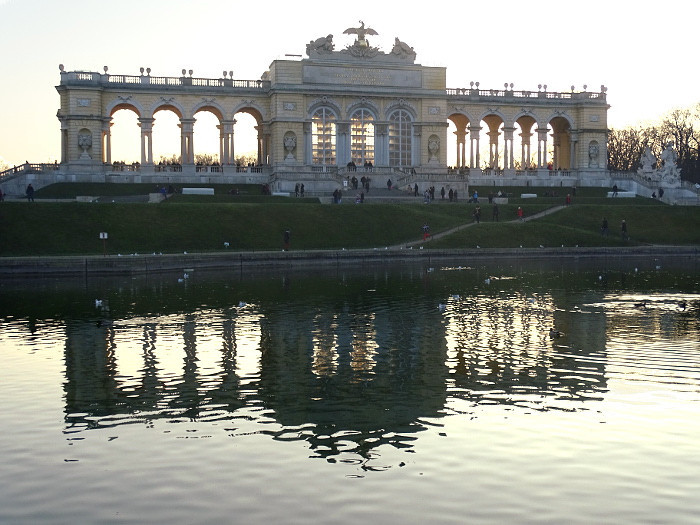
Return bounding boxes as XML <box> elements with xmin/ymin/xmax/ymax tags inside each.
<box><xmin>25</xmin><ymin>184</ymin><xmax>34</xmax><ymax>202</ymax></box>
<box><xmin>601</xmin><ymin>217</ymin><xmax>609</xmax><ymax>236</ymax></box>
<box><xmin>283</xmin><ymin>229</ymin><xmax>291</xmax><ymax>251</ymax></box>
<box><xmin>517</xmin><ymin>206</ymin><xmax>523</xmax><ymax>221</ymax></box>
<box><xmin>621</xmin><ymin>219</ymin><xmax>628</xmax><ymax>241</ymax></box>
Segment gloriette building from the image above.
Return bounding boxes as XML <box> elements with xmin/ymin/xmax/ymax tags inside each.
<box><xmin>53</xmin><ymin>22</ymin><xmax>610</xmax><ymax>193</ymax></box>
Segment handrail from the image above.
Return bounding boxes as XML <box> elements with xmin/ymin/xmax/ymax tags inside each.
<box><xmin>60</xmin><ymin>71</ymin><xmax>270</xmax><ymax>90</ymax></box>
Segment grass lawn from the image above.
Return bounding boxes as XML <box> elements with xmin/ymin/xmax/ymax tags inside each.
<box><xmin>1</xmin><ymin>183</ymin><xmax>697</xmax><ymax>256</ymax></box>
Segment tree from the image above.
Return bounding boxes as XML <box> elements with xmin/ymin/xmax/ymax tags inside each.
<box><xmin>607</xmin><ymin>103</ymin><xmax>700</xmax><ymax>183</ymax></box>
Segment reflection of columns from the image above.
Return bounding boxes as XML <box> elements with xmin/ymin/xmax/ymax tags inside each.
<box><xmin>138</xmin><ymin>117</ymin><xmax>154</xmax><ymax>165</ymax></box>
<box><xmin>179</xmin><ymin>118</ymin><xmax>195</xmax><ymax>164</ymax></box>
<box><xmin>469</xmin><ymin>126</ymin><xmax>481</xmax><ymax>168</ymax></box>
<box><xmin>101</xmin><ymin>119</ymin><xmax>112</xmax><ymax>164</ymax></box>
<box><xmin>487</xmin><ymin>130</ymin><xmax>500</xmax><ymax>168</ymax></box>
<box><xmin>520</xmin><ymin>132</ymin><xmax>532</xmax><ymax>169</ymax></box>
<box><xmin>536</xmin><ymin>127</ymin><xmax>548</xmax><ymax>168</ymax></box>
<box><xmin>219</xmin><ymin>119</ymin><xmax>236</xmax><ymax>165</ymax></box>
<box><xmin>503</xmin><ymin>127</ymin><xmax>515</xmax><ymax>169</ymax></box>
<box><xmin>455</xmin><ymin>126</ymin><xmax>467</xmax><ymax>167</ymax></box>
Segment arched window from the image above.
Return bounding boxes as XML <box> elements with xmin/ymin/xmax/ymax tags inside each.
<box><xmin>389</xmin><ymin>109</ymin><xmax>412</xmax><ymax>167</ymax></box>
<box><xmin>350</xmin><ymin>109</ymin><xmax>375</xmax><ymax>165</ymax></box>
<box><xmin>312</xmin><ymin>108</ymin><xmax>336</xmax><ymax>165</ymax></box>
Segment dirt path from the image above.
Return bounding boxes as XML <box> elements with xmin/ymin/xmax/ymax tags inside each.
<box><xmin>397</xmin><ymin>205</ymin><xmax>566</xmax><ymax>248</ymax></box>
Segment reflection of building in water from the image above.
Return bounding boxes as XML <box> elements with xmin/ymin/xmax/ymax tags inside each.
<box><xmin>62</xmin><ymin>282</ymin><xmax>610</xmax><ymax>461</ymax></box>
<box><xmin>445</xmin><ymin>291</ymin><xmax>608</xmax><ymax>406</ymax></box>
<box><xmin>258</xmin><ymin>301</ymin><xmax>449</xmax><ymax>460</ymax></box>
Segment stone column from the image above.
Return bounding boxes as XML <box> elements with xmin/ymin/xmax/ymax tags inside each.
<box><xmin>569</xmin><ymin>130</ymin><xmax>578</xmax><ymax>170</ymax></box>
<box><xmin>469</xmin><ymin>126</ymin><xmax>481</xmax><ymax>169</ymax></box>
<box><xmin>304</xmin><ymin>122</ymin><xmax>312</xmax><ymax>165</ymax></box>
<box><xmin>138</xmin><ymin>118</ymin><xmax>154</xmax><ymax>165</ymax></box>
<box><xmin>487</xmin><ymin>130</ymin><xmax>500</xmax><ymax>168</ymax></box>
<box><xmin>179</xmin><ymin>118</ymin><xmax>195</xmax><ymax>164</ymax></box>
<box><xmin>455</xmin><ymin>127</ymin><xmax>467</xmax><ymax>167</ymax></box>
<box><xmin>337</xmin><ymin>122</ymin><xmax>350</xmax><ymax>166</ymax></box>
<box><xmin>536</xmin><ymin>127</ymin><xmax>549</xmax><ymax>168</ymax></box>
<box><xmin>375</xmin><ymin>123</ymin><xmax>388</xmax><ymax>167</ymax></box>
<box><xmin>60</xmin><ymin>119</ymin><xmax>68</xmax><ymax>164</ymax></box>
<box><xmin>503</xmin><ymin>127</ymin><xmax>515</xmax><ymax>170</ymax></box>
<box><xmin>520</xmin><ymin>131</ymin><xmax>532</xmax><ymax>169</ymax></box>
<box><xmin>101</xmin><ymin>118</ymin><xmax>112</xmax><ymax>164</ymax></box>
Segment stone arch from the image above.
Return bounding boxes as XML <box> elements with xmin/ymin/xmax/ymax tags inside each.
<box><xmin>151</xmin><ymin>101</ymin><xmax>185</xmax><ymax>120</ymax></box>
<box><xmin>193</xmin><ymin>102</ymin><xmax>225</xmax><ymax>122</ymax></box>
<box><xmin>107</xmin><ymin>99</ymin><xmax>143</xmax><ymax>118</ymax></box>
<box><xmin>549</xmin><ymin>115</ymin><xmax>573</xmax><ymax>169</ymax></box>
<box><xmin>307</xmin><ymin>96</ymin><xmax>341</xmax><ymax>119</ymax></box>
<box><xmin>447</xmin><ymin>112</ymin><xmax>471</xmax><ymax>168</ymax></box>
<box><xmin>346</xmin><ymin>98</ymin><xmax>380</xmax><ymax>120</ymax></box>
<box><xmin>384</xmin><ymin>99</ymin><xmax>417</xmax><ymax>120</ymax></box>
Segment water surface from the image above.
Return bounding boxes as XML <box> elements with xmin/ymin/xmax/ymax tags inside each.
<box><xmin>1</xmin><ymin>257</ymin><xmax>699</xmax><ymax>524</ymax></box>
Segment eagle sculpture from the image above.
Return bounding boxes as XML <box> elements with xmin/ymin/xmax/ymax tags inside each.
<box><xmin>343</xmin><ymin>20</ymin><xmax>378</xmax><ymax>47</ymax></box>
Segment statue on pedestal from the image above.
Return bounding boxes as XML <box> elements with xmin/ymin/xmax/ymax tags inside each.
<box><xmin>658</xmin><ymin>142</ymin><xmax>681</xmax><ymax>184</ymax></box>
<box><xmin>639</xmin><ymin>146</ymin><xmax>656</xmax><ymax>174</ymax></box>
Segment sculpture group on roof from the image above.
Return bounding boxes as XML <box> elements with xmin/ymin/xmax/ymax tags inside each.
<box><xmin>306</xmin><ymin>21</ymin><xmax>416</xmax><ymax>61</ymax></box>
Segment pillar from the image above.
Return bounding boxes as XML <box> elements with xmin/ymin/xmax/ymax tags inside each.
<box><xmin>503</xmin><ymin>127</ymin><xmax>515</xmax><ymax>169</ymax></box>
<box><xmin>487</xmin><ymin>130</ymin><xmax>500</xmax><ymax>169</ymax></box>
<box><xmin>536</xmin><ymin>127</ymin><xmax>549</xmax><ymax>168</ymax></box>
<box><xmin>219</xmin><ymin>119</ymin><xmax>236</xmax><ymax>165</ymax></box>
<box><xmin>520</xmin><ymin>132</ymin><xmax>532</xmax><ymax>169</ymax></box>
<box><xmin>469</xmin><ymin>126</ymin><xmax>481</xmax><ymax>169</ymax></box>
<box><xmin>138</xmin><ymin>117</ymin><xmax>154</xmax><ymax>165</ymax></box>
<box><xmin>179</xmin><ymin>118</ymin><xmax>195</xmax><ymax>164</ymax></box>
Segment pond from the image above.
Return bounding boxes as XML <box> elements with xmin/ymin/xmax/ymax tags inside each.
<box><xmin>1</xmin><ymin>256</ymin><xmax>699</xmax><ymax>524</ymax></box>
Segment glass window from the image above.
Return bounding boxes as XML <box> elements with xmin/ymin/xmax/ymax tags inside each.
<box><xmin>389</xmin><ymin>110</ymin><xmax>412</xmax><ymax>167</ymax></box>
<box><xmin>350</xmin><ymin>109</ymin><xmax>375</xmax><ymax>165</ymax></box>
<box><xmin>312</xmin><ymin>108</ymin><xmax>336</xmax><ymax>165</ymax></box>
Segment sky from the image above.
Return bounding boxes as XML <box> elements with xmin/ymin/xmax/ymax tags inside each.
<box><xmin>1</xmin><ymin>0</ymin><xmax>698</xmax><ymax>167</ymax></box>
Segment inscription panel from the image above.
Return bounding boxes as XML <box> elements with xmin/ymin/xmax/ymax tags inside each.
<box><xmin>304</xmin><ymin>65</ymin><xmax>422</xmax><ymax>88</ymax></box>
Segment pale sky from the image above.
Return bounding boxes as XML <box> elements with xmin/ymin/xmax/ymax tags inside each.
<box><xmin>1</xmin><ymin>0</ymin><xmax>698</xmax><ymax>167</ymax></box>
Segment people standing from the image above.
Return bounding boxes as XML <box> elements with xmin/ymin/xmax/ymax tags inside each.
<box><xmin>422</xmin><ymin>223</ymin><xmax>431</xmax><ymax>241</ymax></box>
<box><xmin>473</xmin><ymin>205</ymin><xmax>481</xmax><ymax>223</ymax></box>
<box><xmin>26</xmin><ymin>184</ymin><xmax>34</xmax><ymax>202</ymax></box>
<box><xmin>386</xmin><ymin>178</ymin><xmax>392</xmax><ymax>190</ymax></box>
<box><xmin>565</xmin><ymin>193</ymin><xmax>571</xmax><ymax>206</ymax></box>
<box><xmin>517</xmin><ymin>206</ymin><xmax>523</xmax><ymax>221</ymax></box>
<box><xmin>441</xmin><ymin>187</ymin><xmax>445</xmax><ymax>200</ymax></box>
<box><xmin>294</xmin><ymin>183</ymin><xmax>299</xmax><ymax>197</ymax></box>
<box><xmin>300</xmin><ymin>183</ymin><xmax>305</xmax><ymax>197</ymax></box>
<box><xmin>283</xmin><ymin>229</ymin><xmax>291</xmax><ymax>251</ymax></box>
<box><xmin>414</xmin><ymin>183</ymin><xmax>418</xmax><ymax>197</ymax></box>
<box><xmin>621</xmin><ymin>219</ymin><xmax>628</xmax><ymax>240</ymax></box>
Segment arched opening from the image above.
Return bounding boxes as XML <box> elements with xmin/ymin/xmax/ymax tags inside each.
<box><xmin>233</xmin><ymin>112</ymin><xmax>260</xmax><ymax>166</ymax></box>
<box><xmin>447</xmin><ymin>114</ymin><xmax>469</xmax><ymax>168</ymax></box>
<box><xmin>481</xmin><ymin>115</ymin><xmax>504</xmax><ymax>170</ymax></box>
<box><xmin>110</xmin><ymin>108</ymin><xmax>140</xmax><ymax>164</ymax></box>
<box><xmin>152</xmin><ymin>108</ymin><xmax>181</xmax><ymax>165</ymax></box>
<box><xmin>388</xmin><ymin>109</ymin><xmax>412</xmax><ymax>167</ymax></box>
<box><xmin>550</xmin><ymin>116</ymin><xmax>572</xmax><ymax>169</ymax></box>
<box><xmin>350</xmin><ymin>108</ymin><xmax>375</xmax><ymax>166</ymax></box>
<box><xmin>312</xmin><ymin>107</ymin><xmax>337</xmax><ymax>166</ymax></box>
<box><xmin>193</xmin><ymin>109</ymin><xmax>221</xmax><ymax>165</ymax></box>
<box><xmin>515</xmin><ymin>116</ymin><xmax>537</xmax><ymax>169</ymax></box>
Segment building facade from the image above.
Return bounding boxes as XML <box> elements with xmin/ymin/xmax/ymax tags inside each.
<box><xmin>54</xmin><ymin>24</ymin><xmax>610</xmax><ymax>192</ymax></box>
